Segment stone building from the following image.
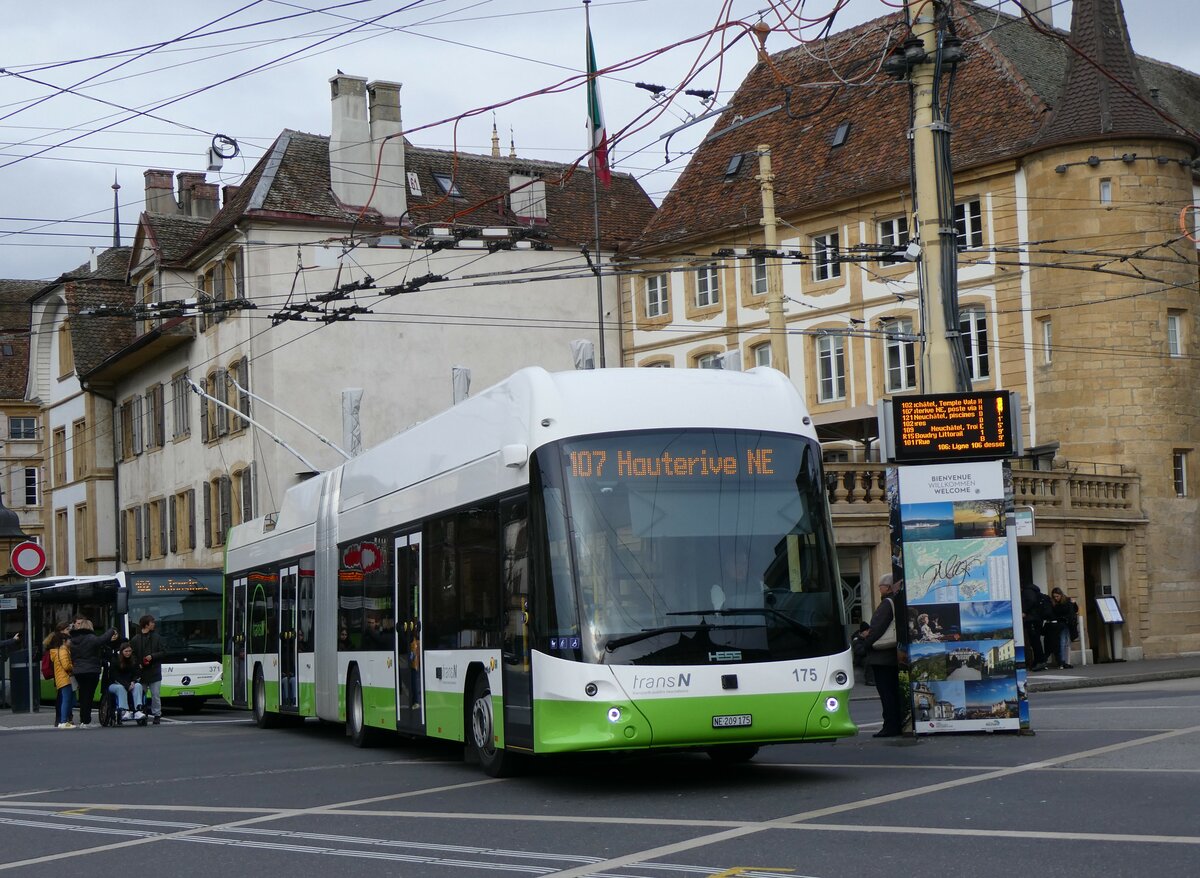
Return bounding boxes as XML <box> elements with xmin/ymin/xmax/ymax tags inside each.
<box><xmin>0</xmin><ymin>280</ymin><xmax>44</xmax><ymax>550</ymax></box>
<box><xmin>621</xmin><ymin>1</ymin><xmax>1199</xmax><ymax>658</ymax></box>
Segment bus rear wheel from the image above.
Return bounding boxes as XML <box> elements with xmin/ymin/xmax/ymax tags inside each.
<box><xmin>468</xmin><ymin>673</ymin><xmax>520</xmax><ymax>777</ymax></box>
<box><xmin>347</xmin><ymin>668</ymin><xmax>377</xmax><ymax>748</ymax></box>
<box><xmin>252</xmin><ymin>668</ymin><xmax>277</xmax><ymax>729</ymax></box>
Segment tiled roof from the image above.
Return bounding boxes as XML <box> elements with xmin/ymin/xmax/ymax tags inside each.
<box><xmin>64</xmin><ymin>278</ymin><xmax>135</xmax><ymax>378</ymax></box>
<box><xmin>0</xmin><ymin>281</ymin><xmax>39</xmax><ymax>399</ymax></box>
<box><xmin>187</xmin><ymin>130</ymin><xmax>656</xmax><ymax>257</ymax></box>
<box><xmin>637</xmin><ymin>1</ymin><xmax>1198</xmax><ymax>250</ymax></box>
<box><xmin>141</xmin><ymin>214</ymin><xmax>209</xmax><ymax>267</ymax></box>
<box><xmin>403</xmin><ymin>147</ymin><xmax>657</xmax><ymax>251</ymax></box>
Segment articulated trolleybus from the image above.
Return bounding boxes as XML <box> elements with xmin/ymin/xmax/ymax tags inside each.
<box><xmin>223</xmin><ymin>367</ymin><xmax>856</xmax><ymax>774</ymax></box>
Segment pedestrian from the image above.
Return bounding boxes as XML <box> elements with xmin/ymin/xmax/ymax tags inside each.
<box><xmin>68</xmin><ymin>616</ymin><xmax>119</xmax><ymax>729</ymax></box>
<box><xmin>0</xmin><ymin>631</ymin><xmax>18</xmax><ymax>655</ymax></box>
<box><xmin>107</xmin><ymin>641</ymin><xmax>146</xmax><ymax>723</ymax></box>
<box><xmin>47</xmin><ymin>623</ymin><xmax>75</xmax><ymax>729</ymax></box>
<box><xmin>852</xmin><ymin>573</ymin><xmax>905</xmax><ymax>738</ymax></box>
<box><xmin>1049</xmin><ymin>587</ymin><xmax>1080</xmax><ymax>669</ymax></box>
<box><xmin>1020</xmin><ymin>580</ymin><xmax>1050</xmax><ymax>671</ymax></box>
<box><xmin>43</xmin><ymin>620</ymin><xmax>72</xmax><ymax>726</ymax></box>
<box><xmin>129</xmin><ymin>614</ymin><xmax>164</xmax><ymax>724</ymax></box>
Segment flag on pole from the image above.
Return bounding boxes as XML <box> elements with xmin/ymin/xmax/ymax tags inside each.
<box><xmin>586</xmin><ymin>25</ymin><xmax>612</xmax><ymax>187</ymax></box>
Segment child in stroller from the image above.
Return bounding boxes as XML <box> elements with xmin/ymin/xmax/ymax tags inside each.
<box><xmin>99</xmin><ymin>640</ymin><xmax>148</xmax><ymax>726</ymax></box>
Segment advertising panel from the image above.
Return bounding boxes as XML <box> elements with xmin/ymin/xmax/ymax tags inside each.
<box><xmin>895</xmin><ymin>461</ymin><xmax>1027</xmax><ymax>734</ymax></box>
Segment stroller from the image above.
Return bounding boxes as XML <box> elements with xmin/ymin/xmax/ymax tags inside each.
<box><xmin>98</xmin><ymin>644</ymin><xmax>149</xmax><ymax>727</ymax></box>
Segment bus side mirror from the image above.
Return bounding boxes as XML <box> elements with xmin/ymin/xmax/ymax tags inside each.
<box><xmin>116</xmin><ymin>587</ymin><xmax>128</xmax><ymax>616</ymax></box>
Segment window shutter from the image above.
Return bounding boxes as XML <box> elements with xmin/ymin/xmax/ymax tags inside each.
<box><xmin>142</xmin><ymin>502</ymin><xmax>151</xmax><ymax>558</ymax></box>
<box><xmin>214</xmin><ymin>263</ymin><xmax>226</xmax><ymax>324</ymax></box>
<box><xmin>199</xmin><ymin>383</ymin><xmax>209</xmax><ymax>442</ymax></box>
<box><xmin>134</xmin><ymin>508</ymin><xmax>143</xmax><ymax>561</ymax></box>
<box><xmin>114</xmin><ymin>407</ymin><xmax>124</xmax><ymax>460</ymax></box>
<box><xmin>219</xmin><ymin>475</ymin><xmax>233</xmax><ymax>543</ymax></box>
<box><xmin>132</xmin><ymin>395</ymin><xmax>144</xmax><ymax>455</ymax></box>
<box><xmin>169</xmin><ymin>497</ymin><xmax>178</xmax><ymax>554</ymax></box>
<box><xmin>235</xmin><ymin>249</ymin><xmax>245</xmax><ymax>298</ymax></box>
<box><xmin>202</xmin><ymin>483</ymin><xmax>212</xmax><ymax>548</ymax></box>
<box><xmin>158</xmin><ymin>501</ymin><xmax>167</xmax><ymax>556</ymax></box>
<box><xmin>238</xmin><ymin>357</ymin><xmax>250</xmax><ymax>428</ymax></box>
<box><xmin>187</xmin><ymin>488</ymin><xmax>196</xmax><ymax>550</ymax></box>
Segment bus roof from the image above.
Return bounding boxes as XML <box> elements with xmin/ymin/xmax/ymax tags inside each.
<box><xmin>227</xmin><ymin>366</ymin><xmax>815</xmax><ymax>559</ymax></box>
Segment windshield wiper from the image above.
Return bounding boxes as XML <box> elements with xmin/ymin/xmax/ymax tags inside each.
<box><xmin>667</xmin><ymin>606</ymin><xmax>816</xmax><ymax>638</ymax></box>
<box><xmin>604</xmin><ymin>621</ymin><xmax>753</xmax><ymax>652</ymax></box>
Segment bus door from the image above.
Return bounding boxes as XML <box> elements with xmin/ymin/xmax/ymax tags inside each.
<box><xmin>231</xmin><ymin>577</ymin><xmax>248</xmax><ymax>707</ymax></box>
<box><xmin>278</xmin><ymin>565</ymin><xmax>299</xmax><ymax>711</ymax></box>
<box><xmin>394</xmin><ymin>533</ymin><xmax>423</xmax><ymax>734</ymax></box>
<box><xmin>500</xmin><ymin>497</ymin><xmax>533</xmax><ymax>750</ymax></box>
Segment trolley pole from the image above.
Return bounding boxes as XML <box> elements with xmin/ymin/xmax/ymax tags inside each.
<box><xmin>757</xmin><ymin>145</ymin><xmax>790</xmax><ymax>376</ymax></box>
<box><xmin>908</xmin><ymin>0</ymin><xmax>959</xmax><ymax>393</ymax></box>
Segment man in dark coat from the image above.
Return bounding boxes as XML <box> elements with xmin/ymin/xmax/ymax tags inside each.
<box><xmin>69</xmin><ymin>617</ymin><xmax>118</xmax><ymax>728</ymax></box>
<box><xmin>1020</xmin><ymin>582</ymin><xmax>1050</xmax><ymax>671</ymax></box>
<box><xmin>130</xmin><ymin>615</ymin><xmax>165</xmax><ymax>724</ymax></box>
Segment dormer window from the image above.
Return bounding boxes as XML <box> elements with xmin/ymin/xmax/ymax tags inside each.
<box><xmin>433</xmin><ymin>173</ymin><xmax>462</xmax><ymax>197</ymax></box>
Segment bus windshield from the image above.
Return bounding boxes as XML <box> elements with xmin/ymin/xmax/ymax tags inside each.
<box><xmin>128</xmin><ymin>576</ymin><xmax>222</xmax><ymax>662</ymax></box>
<box><xmin>539</xmin><ymin>429</ymin><xmax>846</xmax><ymax>666</ymax></box>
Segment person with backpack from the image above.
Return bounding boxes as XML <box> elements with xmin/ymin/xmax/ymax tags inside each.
<box><xmin>1020</xmin><ymin>581</ymin><xmax>1051</xmax><ymax>671</ymax></box>
<box><xmin>42</xmin><ymin>621</ymin><xmax>72</xmax><ymax>726</ymax></box>
<box><xmin>129</xmin><ymin>615</ymin><xmax>164</xmax><ymax>724</ymax></box>
<box><xmin>68</xmin><ymin>616</ymin><xmax>118</xmax><ymax>729</ymax></box>
<box><xmin>47</xmin><ymin>622</ymin><xmax>75</xmax><ymax>729</ymax></box>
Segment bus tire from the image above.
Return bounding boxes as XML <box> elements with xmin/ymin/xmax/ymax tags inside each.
<box><xmin>706</xmin><ymin>744</ymin><xmax>759</xmax><ymax>764</ymax></box>
<box><xmin>346</xmin><ymin>667</ymin><xmax>377</xmax><ymax>748</ymax></box>
<box><xmin>468</xmin><ymin>673</ymin><xmax>520</xmax><ymax>778</ymax></box>
<box><xmin>252</xmin><ymin>668</ymin><xmax>278</xmax><ymax>729</ymax></box>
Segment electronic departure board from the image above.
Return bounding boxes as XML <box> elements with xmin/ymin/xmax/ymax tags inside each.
<box><xmin>888</xmin><ymin>391</ymin><xmax>1017</xmax><ymax>463</ymax></box>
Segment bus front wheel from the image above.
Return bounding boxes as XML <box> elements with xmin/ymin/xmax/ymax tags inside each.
<box><xmin>346</xmin><ymin>668</ymin><xmax>377</xmax><ymax>748</ymax></box>
<box><xmin>706</xmin><ymin>744</ymin><xmax>759</xmax><ymax>764</ymax></box>
<box><xmin>468</xmin><ymin>673</ymin><xmax>520</xmax><ymax>777</ymax></box>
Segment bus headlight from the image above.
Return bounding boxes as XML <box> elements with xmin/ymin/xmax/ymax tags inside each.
<box><xmin>833</xmin><ymin>670</ymin><xmax>848</xmax><ymax>687</ymax></box>
<box><xmin>825</xmin><ymin>697</ymin><xmax>840</xmax><ymax>713</ymax></box>
<box><xmin>607</xmin><ymin>707</ymin><xmax>622</xmax><ymax>723</ymax></box>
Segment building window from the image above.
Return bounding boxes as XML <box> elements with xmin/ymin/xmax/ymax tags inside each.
<box><xmin>878</xmin><ymin>216</ymin><xmax>910</xmax><ymax>264</ymax></box>
<box><xmin>137</xmin><ymin>275</ymin><xmax>155</xmax><ymax>336</ymax></box>
<box><xmin>117</xmin><ymin>401</ymin><xmax>135</xmax><ymax>460</ymax></box>
<box><xmin>172</xmin><ymin>489</ymin><xmax>196</xmax><ymax>553</ymax></box>
<box><xmin>753</xmin><ymin>342</ymin><xmax>771</xmax><ymax>368</ymax></box>
<box><xmin>235</xmin><ymin>465</ymin><xmax>255</xmax><ymax>524</ymax></box>
<box><xmin>1040</xmin><ymin>318</ymin><xmax>1052</xmax><ymax>364</ymax></box>
<box><xmin>752</xmin><ymin>256</ymin><xmax>768</xmax><ymax>296</ymax></box>
<box><xmin>812</xmin><ymin>232</ymin><xmax>841</xmax><ymax>282</ymax></box>
<box><xmin>52</xmin><ymin>426</ymin><xmax>67</xmax><ymax>486</ymax></box>
<box><xmin>432</xmin><ymin>173</ymin><xmax>462</xmax><ymax>196</ymax></box>
<box><xmin>884</xmin><ymin>317</ymin><xmax>917</xmax><ymax>392</ymax></box>
<box><xmin>645</xmin><ymin>273</ymin><xmax>668</xmax><ymax>318</ymax></box>
<box><xmin>208</xmin><ymin>476</ymin><xmax>233</xmax><ymax>547</ymax></box>
<box><xmin>171</xmin><ymin>372</ymin><xmax>191</xmax><ymax>439</ymax></box>
<box><xmin>8</xmin><ymin>417</ymin><xmax>36</xmax><ymax>440</ymax></box>
<box><xmin>58</xmin><ymin>321</ymin><xmax>74</xmax><ymax>376</ymax></box>
<box><xmin>72</xmin><ymin>419</ymin><xmax>87</xmax><ymax>480</ymax></box>
<box><xmin>23</xmin><ymin>467</ymin><xmax>38</xmax><ymax>507</ymax></box>
<box><xmin>695</xmin><ymin>265</ymin><xmax>720</xmax><ymax>307</ymax></box>
<box><xmin>954</xmin><ymin>198</ymin><xmax>983</xmax><ymax>250</ymax></box>
<box><xmin>1167</xmin><ymin>311</ymin><xmax>1184</xmax><ymax>357</ymax></box>
<box><xmin>817</xmin><ymin>334</ymin><xmax>847</xmax><ymax>402</ymax></box>
<box><xmin>959</xmin><ymin>306</ymin><xmax>990</xmax><ymax>380</ymax></box>
<box><xmin>1099</xmin><ymin>178</ymin><xmax>1113</xmax><ymax>205</ymax></box>
<box><xmin>1174</xmin><ymin>451</ymin><xmax>1189</xmax><ymax>498</ymax></box>
<box><xmin>696</xmin><ymin>352</ymin><xmax>723</xmax><ymax>369</ymax></box>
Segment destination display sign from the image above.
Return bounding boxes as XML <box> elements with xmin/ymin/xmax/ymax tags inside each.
<box><xmin>890</xmin><ymin>391</ymin><xmax>1015</xmax><ymax>463</ymax></box>
<box><xmin>566</xmin><ymin>447</ymin><xmax>778</xmax><ymax>480</ymax></box>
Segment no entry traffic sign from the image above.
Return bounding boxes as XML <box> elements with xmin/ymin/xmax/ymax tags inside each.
<box><xmin>10</xmin><ymin>541</ymin><xmax>46</xmax><ymax>578</ymax></box>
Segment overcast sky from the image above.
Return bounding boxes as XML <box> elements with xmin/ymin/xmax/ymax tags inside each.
<box><xmin>1</xmin><ymin>0</ymin><xmax>1192</xmax><ymax>281</ymax></box>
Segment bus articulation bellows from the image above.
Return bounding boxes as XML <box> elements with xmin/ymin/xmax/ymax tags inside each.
<box><xmin>223</xmin><ymin>367</ymin><xmax>857</xmax><ymax>774</ymax></box>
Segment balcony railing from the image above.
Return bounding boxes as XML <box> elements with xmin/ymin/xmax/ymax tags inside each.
<box><xmin>824</xmin><ymin>463</ymin><xmax>1141</xmax><ymax>519</ymax></box>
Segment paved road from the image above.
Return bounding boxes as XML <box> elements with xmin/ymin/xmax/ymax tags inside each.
<box><xmin>1</xmin><ymin>678</ymin><xmax>1197</xmax><ymax>877</ymax></box>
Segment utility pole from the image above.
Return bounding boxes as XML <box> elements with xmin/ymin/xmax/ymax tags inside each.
<box><xmin>906</xmin><ymin>0</ymin><xmax>967</xmax><ymax>393</ymax></box>
<box><xmin>757</xmin><ymin>145</ymin><xmax>790</xmax><ymax>376</ymax></box>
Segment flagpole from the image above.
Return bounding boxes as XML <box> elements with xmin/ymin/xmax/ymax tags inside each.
<box><xmin>584</xmin><ymin>0</ymin><xmax>606</xmax><ymax>367</ymax></box>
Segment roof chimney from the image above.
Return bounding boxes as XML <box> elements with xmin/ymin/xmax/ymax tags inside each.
<box><xmin>329</xmin><ymin>74</ymin><xmax>373</xmax><ymax>212</ymax></box>
<box><xmin>222</xmin><ymin>184</ymin><xmax>241</xmax><ymax>207</ymax></box>
<box><xmin>176</xmin><ymin>172</ymin><xmax>218</xmax><ymax>219</ymax></box>
<box><xmin>143</xmin><ymin>169</ymin><xmax>179</xmax><ymax>215</ymax></box>
<box><xmin>366</xmin><ymin>79</ymin><xmax>406</xmax><ymax>218</ymax></box>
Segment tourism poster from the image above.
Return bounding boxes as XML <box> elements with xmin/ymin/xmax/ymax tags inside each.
<box><xmin>895</xmin><ymin>460</ymin><xmax>1025</xmax><ymax>733</ymax></box>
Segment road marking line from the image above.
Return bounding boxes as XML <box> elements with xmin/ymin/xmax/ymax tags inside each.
<box><xmin>538</xmin><ymin>723</ymin><xmax>1200</xmax><ymax>878</ymax></box>
<box><xmin>781</xmin><ymin>823</ymin><xmax>1200</xmax><ymax>845</ymax></box>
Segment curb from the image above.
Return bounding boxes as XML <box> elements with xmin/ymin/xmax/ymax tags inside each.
<box><xmin>1026</xmin><ymin>668</ymin><xmax>1200</xmax><ymax>693</ymax></box>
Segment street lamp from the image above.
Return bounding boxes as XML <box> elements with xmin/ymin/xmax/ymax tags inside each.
<box><xmin>0</xmin><ymin>489</ymin><xmax>33</xmax><ymax>713</ymax></box>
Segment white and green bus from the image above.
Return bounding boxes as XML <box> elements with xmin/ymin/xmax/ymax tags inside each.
<box><xmin>1</xmin><ymin>569</ymin><xmax>223</xmax><ymax>711</ymax></box>
<box><xmin>223</xmin><ymin>367</ymin><xmax>857</xmax><ymax>774</ymax></box>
